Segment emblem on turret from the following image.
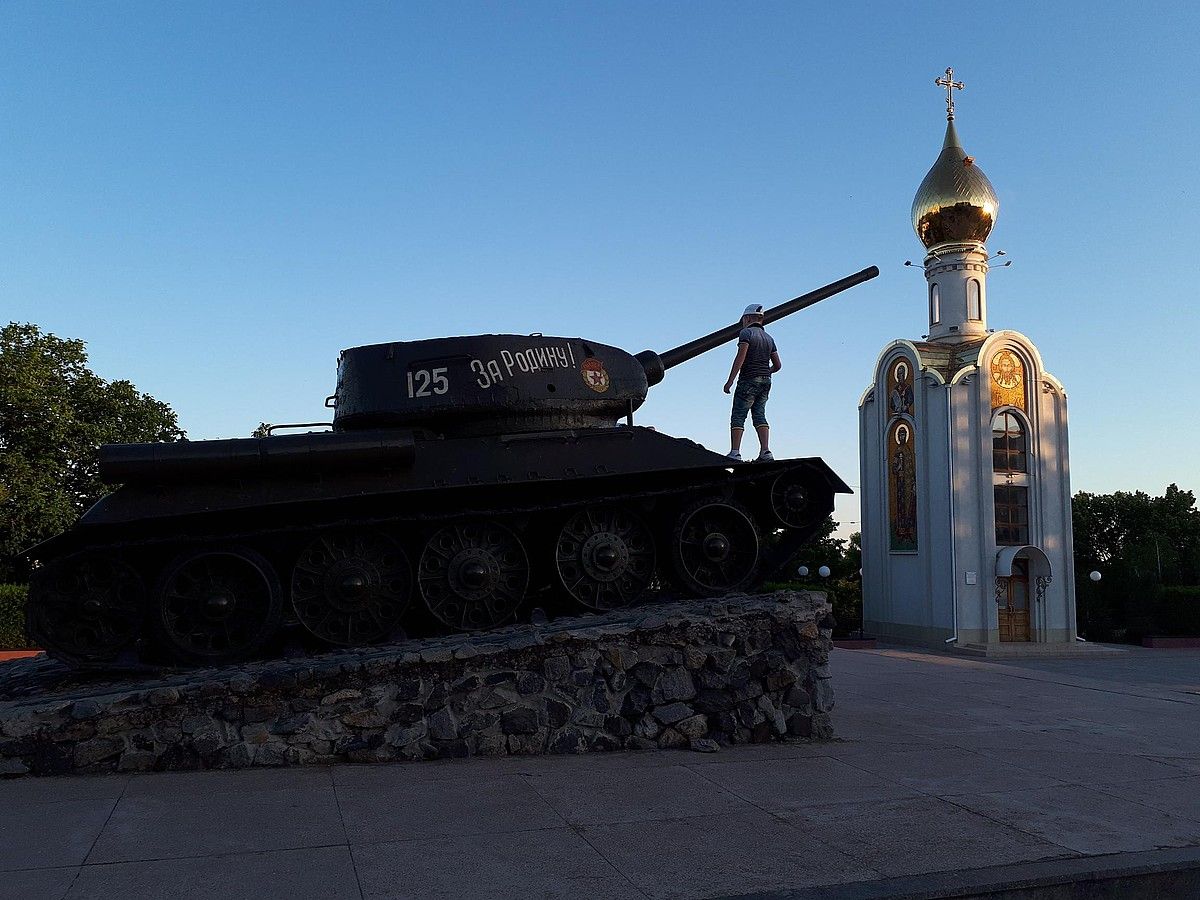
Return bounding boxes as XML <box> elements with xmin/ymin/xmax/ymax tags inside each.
<box><xmin>581</xmin><ymin>357</ymin><xmax>610</xmax><ymax>393</ymax></box>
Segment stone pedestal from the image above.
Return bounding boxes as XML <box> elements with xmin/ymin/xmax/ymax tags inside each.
<box><xmin>0</xmin><ymin>591</ymin><xmax>836</xmax><ymax>777</ymax></box>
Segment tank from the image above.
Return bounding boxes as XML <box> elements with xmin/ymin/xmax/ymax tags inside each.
<box><xmin>25</xmin><ymin>266</ymin><xmax>878</xmax><ymax>667</ymax></box>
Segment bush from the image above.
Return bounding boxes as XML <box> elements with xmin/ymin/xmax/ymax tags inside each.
<box><xmin>1077</xmin><ymin>574</ymin><xmax>1200</xmax><ymax>641</ymax></box>
<box><xmin>1155</xmin><ymin>586</ymin><xmax>1200</xmax><ymax>637</ymax></box>
<box><xmin>0</xmin><ymin>584</ymin><xmax>30</xmax><ymax>649</ymax></box>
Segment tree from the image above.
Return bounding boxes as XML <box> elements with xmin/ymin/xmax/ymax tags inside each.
<box><xmin>769</xmin><ymin>517</ymin><xmax>864</xmax><ymax>637</ymax></box>
<box><xmin>0</xmin><ymin>323</ymin><xmax>185</xmax><ymax>580</ymax></box>
<box><xmin>1073</xmin><ymin>485</ymin><xmax>1200</xmax><ymax>640</ymax></box>
<box><xmin>1073</xmin><ymin>485</ymin><xmax>1200</xmax><ymax>586</ymax></box>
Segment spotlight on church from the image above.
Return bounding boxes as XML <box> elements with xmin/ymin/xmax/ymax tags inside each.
<box><xmin>1089</xmin><ymin>571</ymin><xmax>1102</xmax><ymax>582</ymax></box>
<box><xmin>818</xmin><ymin>566</ymin><xmax>831</xmax><ymax>578</ymax></box>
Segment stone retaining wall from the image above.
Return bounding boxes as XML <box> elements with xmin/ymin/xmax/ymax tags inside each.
<box><xmin>0</xmin><ymin>591</ymin><xmax>835</xmax><ymax>777</ymax></box>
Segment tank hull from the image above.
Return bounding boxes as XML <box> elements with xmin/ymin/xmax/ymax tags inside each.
<box><xmin>26</xmin><ymin>427</ymin><xmax>849</xmax><ymax>668</ymax></box>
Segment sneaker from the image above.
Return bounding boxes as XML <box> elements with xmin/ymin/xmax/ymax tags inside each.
<box><xmin>726</xmin><ymin>450</ymin><xmax>742</xmax><ymax>461</ymax></box>
<box><xmin>755</xmin><ymin>451</ymin><xmax>775</xmax><ymax>462</ymax></box>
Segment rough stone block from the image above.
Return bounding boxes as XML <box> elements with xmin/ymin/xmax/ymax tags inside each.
<box><xmin>74</xmin><ymin>737</ymin><xmax>125</xmax><ymax>768</ymax></box>
<box><xmin>653</xmin><ymin>702</ymin><xmax>694</xmax><ymax>725</ymax></box>
<box><xmin>676</xmin><ymin>714</ymin><xmax>709</xmax><ymax>740</ymax></box>
<box><xmin>427</xmin><ymin>706</ymin><xmax>458</xmax><ymax>741</ymax></box>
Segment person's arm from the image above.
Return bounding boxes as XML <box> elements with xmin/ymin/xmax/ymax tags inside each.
<box><xmin>770</xmin><ymin>351</ymin><xmax>782</xmax><ymax>373</ymax></box>
<box><xmin>724</xmin><ymin>343</ymin><xmax>749</xmax><ymax>393</ymax></box>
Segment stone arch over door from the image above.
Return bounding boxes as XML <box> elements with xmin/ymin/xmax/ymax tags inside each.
<box><xmin>994</xmin><ymin>546</ymin><xmax>1052</xmax><ymax>642</ymax></box>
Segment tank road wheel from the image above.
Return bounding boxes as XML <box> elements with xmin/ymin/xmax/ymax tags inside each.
<box><xmin>157</xmin><ymin>548</ymin><xmax>283</xmax><ymax>664</ymax></box>
<box><xmin>291</xmin><ymin>531</ymin><xmax>412</xmax><ymax>646</ymax></box>
<box><xmin>769</xmin><ymin>471</ymin><xmax>831</xmax><ymax>530</ymax></box>
<box><xmin>555</xmin><ymin>506</ymin><xmax>655</xmax><ymax>611</ymax></box>
<box><xmin>27</xmin><ymin>554</ymin><xmax>144</xmax><ymax>665</ymax></box>
<box><xmin>418</xmin><ymin>520</ymin><xmax>529</xmax><ymax>630</ymax></box>
<box><xmin>671</xmin><ymin>499</ymin><xmax>760</xmax><ymax>595</ymax></box>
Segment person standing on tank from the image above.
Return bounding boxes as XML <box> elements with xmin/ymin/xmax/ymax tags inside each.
<box><xmin>723</xmin><ymin>303</ymin><xmax>781</xmax><ymax>461</ymax></box>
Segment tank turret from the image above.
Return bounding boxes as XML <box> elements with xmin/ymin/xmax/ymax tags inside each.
<box><xmin>333</xmin><ymin>267</ymin><xmax>879</xmax><ymax>437</ymax></box>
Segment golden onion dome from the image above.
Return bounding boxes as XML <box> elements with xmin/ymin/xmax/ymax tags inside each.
<box><xmin>911</xmin><ymin>118</ymin><xmax>999</xmax><ymax>249</ymax></box>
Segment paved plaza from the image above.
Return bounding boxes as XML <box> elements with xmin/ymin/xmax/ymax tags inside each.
<box><xmin>2</xmin><ymin>645</ymin><xmax>1198</xmax><ymax>900</ymax></box>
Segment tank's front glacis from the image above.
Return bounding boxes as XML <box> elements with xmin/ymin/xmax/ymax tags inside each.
<box><xmin>333</xmin><ymin>334</ymin><xmax>649</xmax><ymax>437</ymax></box>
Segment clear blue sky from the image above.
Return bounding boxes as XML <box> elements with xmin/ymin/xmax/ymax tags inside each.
<box><xmin>3</xmin><ymin>2</ymin><xmax>1197</xmax><ymax>536</ymax></box>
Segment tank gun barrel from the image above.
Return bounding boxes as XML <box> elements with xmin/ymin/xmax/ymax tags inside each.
<box><xmin>635</xmin><ymin>265</ymin><xmax>878</xmax><ymax>386</ymax></box>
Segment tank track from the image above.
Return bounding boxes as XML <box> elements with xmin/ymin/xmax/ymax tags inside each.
<box><xmin>27</xmin><ymin>467</ymin><xmax>829</xmax><ymax>670</ymax></box>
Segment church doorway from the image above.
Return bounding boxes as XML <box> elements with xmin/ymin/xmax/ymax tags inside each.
<box><xmin>998</xmin><ymin>558</ymin><xmax>1030</xmax><ymax>642</ymax></box>
<box><xmin>994</xmin><ymin>545</ymin><xmax>1052</xmax><ymax>644</ymax></box>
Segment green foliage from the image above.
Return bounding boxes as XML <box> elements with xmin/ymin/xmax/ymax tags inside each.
<box><xmin>0</xmin><ymin>583</ymin><xmax>29</xmax><ymax>649</ymax></box>
<box><xmin>766</xmin><ymin>519</ymin><xmax>864</xmax><ymax>637</ymax></box>
<box><xmin>1074</xmin><ymin>485</ymin><xmax>1200</xmax><ymax>640</ymax></box>
<box><xmin>1157</xmin><ymin>587</ymin><xmax>1200</xmax><ymax>637</ymax></box>
<box><xmin>0</xmin><ymin>322</ymin><xmax>186</xmax><ymax>581</ymax></box>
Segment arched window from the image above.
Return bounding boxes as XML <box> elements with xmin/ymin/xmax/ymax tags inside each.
<box><xmin>930</xmin><ymin>284</ymin><xmax>940</xmax><ymax>325</ymax></box>
<box><xmin>995</xmin><ymin>485</ymin><xmax>1029</xmax><ymax>545</ymax></box>
<box><xmin>967</xmin><ymin>279</ymin><xmax>981</xmax><ymax>320</ymax></box>
<box><xmin>992</xmin><ymin>410</ymin><xmax>1027</xmax><ymax>473</ymax></box>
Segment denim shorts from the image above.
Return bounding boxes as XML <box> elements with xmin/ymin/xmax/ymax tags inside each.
<box><xmin>731</xmin><ymin>376</ymin><xmax>771</xmax><ymax>428</ymax></box>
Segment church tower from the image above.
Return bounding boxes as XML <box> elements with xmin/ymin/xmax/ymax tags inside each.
<box><xmin>858</xmin><ymin>69</ymin><xmax>1078</xmax><ymax>653</ymax></box>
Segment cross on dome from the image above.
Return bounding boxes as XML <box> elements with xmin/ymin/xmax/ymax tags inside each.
<box><xmin>935</xmin><ymin>67</ymin><xmax>964</xmax><ymax>120</ymax></box>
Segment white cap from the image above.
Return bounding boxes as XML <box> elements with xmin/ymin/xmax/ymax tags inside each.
<box><xmin>742</xmin><ymin>303</ymin><xmax>764</xmax><ymax>317</ymax></box>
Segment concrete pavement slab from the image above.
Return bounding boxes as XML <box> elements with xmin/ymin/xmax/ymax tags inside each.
<box><xmin>579</xmin><ymin>809</ymin><xmax>876</xmax><ymax>899</ymax></box>
<box><xmin>1064</xmin><ymin>725</ymin><xmax>1200</xmax><ymax>757</ymax></box>
<box><xmin>118</xmin><ymin>766</ymin><xmax>331</xmax><ymax>797</ymax></box>
<box><xmin>944</xmin><ymin>783</ymin><xmax>1200</xmax><ymax>855</ymax></box>
<box><xmin>781</xmin><ymin>795</ymin><xmax>1070</xmax><ymax>878</ymax></box>
<box><xmin>0</xmin><ymin>775</ymin><xmax>128</xmax><ymax>805</ymax></box>
<box><xmin>0</xmin><ymin>865</ymin><xmax>78</xmax><ymax>900</ymax></box>
<box><xmin>1094</xmin><ymin>774</ymin><xmax>1200</xmax><ymax>823</ymax></box>
<box><xmin>521</xmin><ymin>763</ymin><xmax>748</xmax><ymax>826</ymax></box>
<box><xmin>833</xmin><ymin>747</ymin><xmax>1066</xmax><ymax>795</ymax></box>
<box><xmin>940</xmin><ymin>725</ymin><xmax>1098</xmax><ymax>754</ymax></box>
<box><xmin>0</xmin><ymin>799</ymin><xmax>116</xmax><ymax>872</ymax></box>
<box><xmin>352</xmin><ymin>826</ymin><xmax>643</xmax><ymax>899</ymax></box>
<box><xmin>978</xmin><ymin>747</ymin><xmax>1193</xmax><ymax>785</ymax></box>
<box><xmin>1146</xmin><ymin>753</ymin><xmax>1200</xmax><ymax>774</ymax></box>
<box><xmin>63</xmin><ymin>846</ymin><xmax>361</xmax><ymax>900</ymax></box>
<box><xmin>335</xmin><ymin>768</ymin><xmax>564</xmax><ymax>842</ymax></box>
<box><xmin>831</xmin><ymin>713</ymin><xmax>954</xmax><ymax>747</ymax></box>
<box><xmin>686</xmin><ymin>754</ymin><xmax>922</xmax><ymax>813</ymax></box>
<box><xmin>86</xmin><ymin>768</ymin><xmax>344</xmax><ymax>863</ymax></box>
<box><xmin>722</xmin><ymin>846</ymin><xmax>1200</xmax><ymax>899</ymax></box>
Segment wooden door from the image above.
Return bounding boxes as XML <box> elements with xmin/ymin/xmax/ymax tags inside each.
<box><xmin>998</xmin><ymin>559</ymin><xmax>1031</xmax><ymax>642</ymax></box>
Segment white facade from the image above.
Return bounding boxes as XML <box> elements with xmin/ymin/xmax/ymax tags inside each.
<box><xmin>859</xmin><ymin>330</ymin><xmax>1077</xmax><ymax>648</ymax></box>
<box><xmin>859</xmin><ymin>99</ymin><xmax>1077</xmax><ymax>651</ymax></box>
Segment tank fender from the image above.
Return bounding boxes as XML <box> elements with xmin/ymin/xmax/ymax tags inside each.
<box><xmin>98</xmin><ymin>430</ymin><xmax>417</xmax><ymax>482</ymax></box>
